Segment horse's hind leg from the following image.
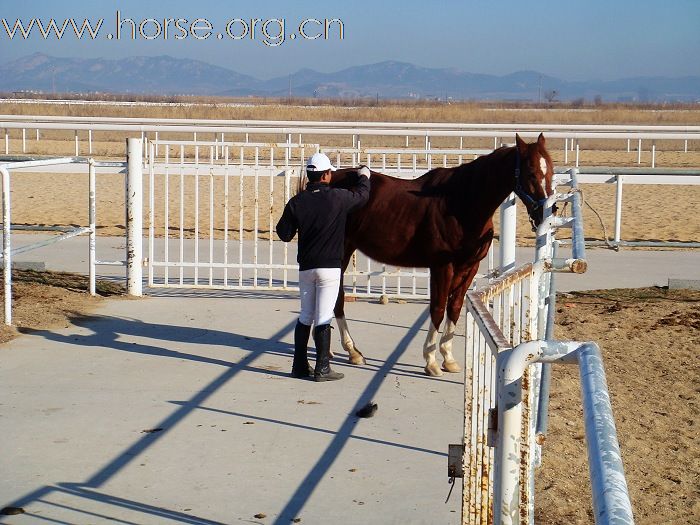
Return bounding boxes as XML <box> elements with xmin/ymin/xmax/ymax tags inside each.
<box><xmin>334</xmin><ymin>248</ymin><xmax>366</xmax><ymax>365</ymax></box>
<box><xmin>423</xmin><ymin>264</ymin><xmax>453</xmax><ymax>377</ymax></box>
<box><xmin>439</xmin><ymin>263</ymin><xmax>479</xmax><ymax>373</ymax></box>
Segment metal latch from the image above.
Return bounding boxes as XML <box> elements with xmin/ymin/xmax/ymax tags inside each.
<box><xmin>447</xmin><ymin>444</ymin><xmax>464</xmax><ymax>479</ymax></box>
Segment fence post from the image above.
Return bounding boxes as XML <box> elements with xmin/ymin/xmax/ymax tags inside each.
<box><xmin>126</xmin><ymin>138</ymin><xmax>143</xmax><ymax>297</ymax></box>
<box><xmin>614</xmin><ymin>175</ymin><xmax>623</xmax><ymax>245</ymax></box>
<box><xmin>1</xmin><ymin>167</ymin><xmax>11</xmax><ymax>325</ymax></box>
<box><xmin>494</xmin><ymin>341</ymin><xmax>543</xmax><ymax>525</ymax></box>
<box><xmin>499</xmin><ymin>193</ymin><xmax>517</xmax><ymax>273</ymax></box>
<box><xmin>88</xmin><ymin>159</ymin><xmax>96</xmax><ymax>296</ymax></box>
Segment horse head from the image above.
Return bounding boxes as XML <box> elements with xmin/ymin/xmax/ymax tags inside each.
<box><xmin>514</xmin><ymin>133</ymin><xmax>555</xmax><ymax>228</ymax></box>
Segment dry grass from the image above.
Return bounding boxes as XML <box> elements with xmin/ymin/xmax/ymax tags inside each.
<box><xmin>4</xmin><ymin>98</ymin><xmax>700</xmax><ymax>125</ymax></box>
<box><xmin>0</xmin><ymin>269</ymin><xmax>124</xmax><ymax>343</ymax></box>
<box><xmin>3</xmin><ymin>99</ymin><xmax>699</xmax><ymax>162</ymax></box>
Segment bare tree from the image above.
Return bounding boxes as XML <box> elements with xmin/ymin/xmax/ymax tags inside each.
<box><xmin>544</xmin><ymin>89</ymin><xmax>558</xmax><ymax>103</ymax></box>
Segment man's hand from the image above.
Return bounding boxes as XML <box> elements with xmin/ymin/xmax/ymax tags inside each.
<box><xmin>358</xmin><ymin>166</ymin><xmax>371</xmax><ymax>178</ymax></box>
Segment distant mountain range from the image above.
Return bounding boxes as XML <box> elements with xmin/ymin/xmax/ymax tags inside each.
<box><xmin>2</xmin><ymin>53</ymin><xmax>699</xmax><ymax>102</ymax></box>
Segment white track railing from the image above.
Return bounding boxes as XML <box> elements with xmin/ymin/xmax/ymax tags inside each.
<box><xmin>454</xmin><ymin>169</ymin><xmax>634</xmax><ymax>524</ymax></box>
<box><xmin>1</xmin><ymin>116</ymin><xmax>698</xmax><ymax>168</ymax></box>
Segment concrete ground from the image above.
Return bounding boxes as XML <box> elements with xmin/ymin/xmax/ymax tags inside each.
<box><xmin>1</xmin><ymin>235</ymin><xmax>698</xmax><ymax>524</ymax></box>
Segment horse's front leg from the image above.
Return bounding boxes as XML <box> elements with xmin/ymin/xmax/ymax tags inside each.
<box><xmin>334</xmin><ymin>250</ymin><xmax>366</xmax><ymax>365</ymax></box>
<box><xmin>423</xmin><ymin>264</ymin><xmax>453</xmax><ymax>377</ymax></box>
<box><xmin>438</xmin><ymin>263</ymin><xmax>480</xmax><ymax>373</ymax></box>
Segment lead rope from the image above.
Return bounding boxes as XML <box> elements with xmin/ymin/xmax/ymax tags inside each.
<box><xmin>561</xmin><ymin>187</ymin><xmax>616</xmax><ymax>250</ymax></box>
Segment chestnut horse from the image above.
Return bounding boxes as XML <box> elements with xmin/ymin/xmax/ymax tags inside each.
<box><xmin>330</xmin><ymin>134</ymin><xmax>554</xmax><ymax>376</ymax></box>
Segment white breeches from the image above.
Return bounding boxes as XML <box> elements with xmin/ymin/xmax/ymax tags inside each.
<box><xmin>298</xmin><ymin>268</ymin><xmax>341</xmax><ymax>326</ymax></box>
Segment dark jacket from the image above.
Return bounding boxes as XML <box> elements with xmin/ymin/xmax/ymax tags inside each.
<box><xmin>276</xmin><ymin>176</ymin><xmax>370</xmax><ymax>270</ymax></box>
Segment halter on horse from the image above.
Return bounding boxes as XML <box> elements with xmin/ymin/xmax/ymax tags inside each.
<box><xmin>330</xmin><ymin>133</ymin><xmax>554</xmax><ymax>376</ymax></box>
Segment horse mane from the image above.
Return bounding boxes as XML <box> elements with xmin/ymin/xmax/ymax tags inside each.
<box><xmin>328</xmin><ymin>145</ymin><xmax>517</xmax><ymax>197</ymax></box>
<box><xmin>408</xmin><ymin>146</ymin><xmax>514</xmax><ymax>196</ymax></box>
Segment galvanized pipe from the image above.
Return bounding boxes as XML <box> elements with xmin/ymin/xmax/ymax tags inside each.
<box><xmin>88</xmin><ymin>159</ymin><xmax>96</xmax><ymax>296</ymax></box>
<box><xmin>496</xmin><ymin>339</ymin><xmax>634</xmax><ymax>525</ymax></box>
<box><xmin>535</xmin><ymin>242</ymin><xmax>558</xmax><ymax>442</ymax></box>
<box><xmin>614</xmin><ymin>175</ymin><xmax>624</xmax><ymax>244</ymax></box>
<box><xmin>569</xmin><ymin>168</ymin><xmax>587</xmax><ymax>263</ymax></box>
<box><xmin>577</xmin><ymin>342</ymin><xmax>635</xmax><ymax>525</ymax></box>
<box><xmin>126</xmin><ymin>138</ymin><xmax>143</xmax><ymax>296</ymax></box>
<box><xmin>1</xmin><ymin>167</ymin><xmax>11</xmax><ymax>325</ymax></box>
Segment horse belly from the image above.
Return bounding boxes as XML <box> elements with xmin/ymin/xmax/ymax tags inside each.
<box><xmin>350</xmin><ymin>222</ymin><xmax>441</xmax><ymax>268</ymax></box>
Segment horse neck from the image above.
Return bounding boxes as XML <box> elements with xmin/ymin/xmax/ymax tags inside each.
<box><xmin>464</xmin><ymin>147</ymin><xmax>518</xmax><ymax>219</ymax></box>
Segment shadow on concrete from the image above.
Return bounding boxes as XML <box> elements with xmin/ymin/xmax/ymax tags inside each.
<box><xmin>271</xmin><ymin>308</ymin><xmax>430</xmax><ymax>524</ymax></box>
<box><xmin>5</xmin><ymin>307</ymin><xmax>439</xmax><ymax>523</ymax></box>
<box><xmin>2</xmin><ymin>318</ymin><xmax>297</xmax><ymax>524</ymax></box>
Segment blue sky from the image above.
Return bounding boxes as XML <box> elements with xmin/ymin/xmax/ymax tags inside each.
<box><xmin>1</xmin><ymin>0</ymin><xmax>699</xmax><ymax>80</ymax></box>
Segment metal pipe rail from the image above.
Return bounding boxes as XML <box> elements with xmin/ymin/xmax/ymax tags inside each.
<box><xmin>3</xmin><ymin>120</ymin><xmax>698</xmax><ymax>140</ymax></box>
<box><xmin>3</xmin><ymin>118</ymin><xmax>697</xmax><ymax>174</ymax></box>
<box><xmin>0</xmin><ymin>157</ymin><xmax>99</xmax><ymax>324</ymax></box>
<box><xmin>2</xmin><ymin>113</ymin><xmax>699</xmax><ymax>134</ymax></box>
<box><xmin>461</xmin><ymin>260</ymin><xmax>634</xmax><ymax>525</ymax></box>
<box><xmin>495</xmin><ymin>340</ymin><xmax>634</xmax><ymax>525</ymax></box>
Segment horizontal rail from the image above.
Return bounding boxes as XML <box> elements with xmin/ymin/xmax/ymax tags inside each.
<box><xmin>151</xmin><ymin>140</ymin><xmax>318</xmax><ymax>149</ymax></box>
<box><xmin>0</xmin><ymin>155</ymin><xmax>126</xmax><ymax>169</ymax></box>
<box><xmin>2</xmin><ymin>120</ymin><xmax>699</xmax><ymax>140</ymax></box>
<box><xmin>2</xmin><ymin>113</ymin><xmax>700</xmax><ymax>134</ymax></box>
<box><xmin>0</xmin><ymin>226</ymin><xmax>91</xmax><ymax>259</ymax></box>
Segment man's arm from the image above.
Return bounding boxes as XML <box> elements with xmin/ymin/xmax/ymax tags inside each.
<box><xmin>340</xmin><ymin>167</ymin><xmax>371</xmax><ymax>211</ymax></box>
<box><xmin>275</xmin><ymin>201</ymin><xmax>298</xmax><ymax>242</ymax></box>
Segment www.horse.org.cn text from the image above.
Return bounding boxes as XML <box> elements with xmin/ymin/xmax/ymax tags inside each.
<box><xmin>1</xmin><ymin>12</ymin><xmax>345</xmax><ymax>47</ymax></box>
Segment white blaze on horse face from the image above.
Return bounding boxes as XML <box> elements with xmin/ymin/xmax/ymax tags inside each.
<box><xmin>539</xmin><ymin>157</ymin><xmax>550</xmax><ymax>194</ymax></box>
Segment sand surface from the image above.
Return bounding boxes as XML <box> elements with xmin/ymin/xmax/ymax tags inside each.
<box><xmin>537</xmin><ymin>288</ymin><xmax>700</xmax><ymax>525</ymax></box>
<box><xmin>6</xmin><ymin>169</ymin><xmax>700</xmax><ymax>246</ymax></box>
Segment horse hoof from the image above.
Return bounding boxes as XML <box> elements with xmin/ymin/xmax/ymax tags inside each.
<box><xmin>442</xmin><ymin>360</ymin><xmax>461</xmax><ymax>373</ymax></box>
<box><xmin>348</xmin><ymin>349</ymin><xmax>366</xmax><ymax>365</ymax></box>
<box><xmin>424</xmin><ymin>363</ymin><xmax>443</xmax><ymax>377</ymax></box>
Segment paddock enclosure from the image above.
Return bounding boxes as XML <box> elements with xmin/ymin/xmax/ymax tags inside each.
<box><xmin>1</xmin><ymin>113</ymin><xmax>699</xmax><ymax>524</ymax></box>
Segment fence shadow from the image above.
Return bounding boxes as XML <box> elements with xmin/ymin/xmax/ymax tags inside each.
<box><xmin>3</xmin><ymin>316</ymin><xmax>297</xmax><ymax>524</ymax></box>
<box><xmin>5</xmin><ymin>307</ymin><xmax>435</xmax><ymax>523</ymax></box>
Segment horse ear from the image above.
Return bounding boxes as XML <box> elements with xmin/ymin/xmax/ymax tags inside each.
<box><xmin>515</xmin><ymin>133</ymin><xmax>527</xmax><ymax>153</ymax></box>
<box><xmin>537</xmin><ymin>133</ymin><xmax>546</xmax><ymax>147</ymax></box>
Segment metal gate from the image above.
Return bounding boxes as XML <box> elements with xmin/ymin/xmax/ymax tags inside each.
<box><xmin>146</xmin><ymin>139</ymin><xmax>431</xmax><ymax>297</ymax></box>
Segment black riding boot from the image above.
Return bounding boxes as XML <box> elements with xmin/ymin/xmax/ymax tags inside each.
<box><xmin>291</xmin><ymin>321</ymin><xmax>314</xmax><ymax>379</ymax></box>
<box><xmin>313</xmin><ymin>324</ymin><xmax>344</xmax><ymax>382</ymax></box>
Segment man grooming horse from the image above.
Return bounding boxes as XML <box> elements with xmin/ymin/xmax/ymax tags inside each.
<box><xmin>276</xmin><ymin>153</ymin><xmax>371</xmax><ymax>381</ymax></box>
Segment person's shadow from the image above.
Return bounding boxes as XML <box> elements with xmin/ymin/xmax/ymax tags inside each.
<box><xmin>24</xmin><ymin>313</ymin><xmax>296</xmax><ymax>378</ymax></box>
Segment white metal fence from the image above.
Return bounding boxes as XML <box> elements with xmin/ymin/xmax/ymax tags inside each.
<box><xmin>2</xmin><ymin>115</ymin><xmax>699</xmax><ymax>169</ymax></box>
<box><xmin>456</xmin><ymin>170</ymin><xmax>634</xmax><ymax>525</ymax></box>
<box><xmin>0</xmin><ymin>156</ymin><xmax>128</xmax><ymax>324</ymax></box>
<box><xmin>146</xmin><ymin>139</ymin><xmax>437</xmax><ymax>297</ymax></box>
<box><xmin>144</xmin><ymin>136</ymin><xmax>699</xmax><ymax>295</ymax></box>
